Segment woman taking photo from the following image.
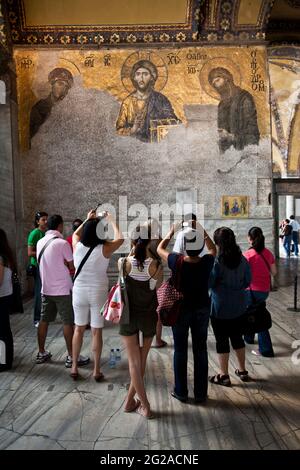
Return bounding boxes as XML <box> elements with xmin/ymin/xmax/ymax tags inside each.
<box><xmin>243</xmin><ymin>227</ymin><xmax>276</xmax><ymax>357</ymax></box>
<box><xmin>157</xmin><ymin>221</ymin><xmax>216</xmax><ymax>404</ymax></box>
<box><xmin>120</xmin><ymin>221</ymin><xmax>163</xmax><ymax>419</ymax></box>
<box><xmin>71</xmin><ymin>210</ymin><xmax>123</xmax><ymax>380</ymax></box>
<box><xmin>209</xmin><ymin>227</ymin><xmax>251</xmax><ymax>386</ymax></box>
<box><xmin>0</xmin><ymin>229</ymin><xmax>15</xmax><ymax>372</ymax></box>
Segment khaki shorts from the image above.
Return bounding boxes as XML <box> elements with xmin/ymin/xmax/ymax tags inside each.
<box><xmin>41</xmin><ymin>294</ymin><xmax>74</xmax><ymax>325</ymax></box>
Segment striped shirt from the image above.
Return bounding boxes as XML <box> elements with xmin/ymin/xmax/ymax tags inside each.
<box><xmin>128</xmin><ymin>256</ymin><xmax>152</xmax><ymax>281</ymax></box>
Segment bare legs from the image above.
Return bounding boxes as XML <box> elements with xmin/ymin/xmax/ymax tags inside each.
<box><xmin>38</xmin><ymin>321</ymin><xmax>73</xmax><ymax>357</ymax></box>
<box><xmin>152</xmin><ymin>319</ymin><xmax>167</xmax><ymax>348</ymax></box>
<box><xmin>71</xmin><ymin>325</ymin><xmax>103</xmax><ymax>377</ymax></box>
<box><xmin>123</xmin><ymin>334</ymin><xmax>153</xmax><ymax>417</ymax></box>
<box><xmin>218</xmin><ymin>352</ymin><xmax>230</xmax><ymax>376</ymax></box>
<box><xmin>217</xmin><ymin>347</ymin><xmax>246</xmax><ymax>376</ymax></box>
<box><xmin>63</xmin><ymin>324</ymin><xmax>74</xmax><ymax>357</ymax></box>
<box><xmin>234</xmin><ymin>347</ymin><xmax>246</xmax><ymax>372</ymax></box>
<box><xmin>37</xmin><ymin>321</ymin><xmax>49</xmax><ymax>353</ymax></box>
<box><xmin>71</xmin><ymin>325</ymin><xmax>85</xmax><ymax>375</ymax></box>
<box><xmin>91</xmin><ymin>327</ymin><xmax>103</xmax><ymax>378</ymax></box>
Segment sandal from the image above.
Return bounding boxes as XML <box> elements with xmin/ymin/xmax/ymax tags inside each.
<box><xmin>136</xmin><ymin>405</ymin><xmax>154</xmax><ymax>420</ymax></box>
<box><xmin>93</xmin><ymin>372</ymin><xmax>105</xmax><ymax>382</ymax></box>
<box><xmin>209</xmin><ymin>374</ymin><xmax>231</xmax><ymax>387</ymax></box>
<box><xmin>235</xmin><ymin>369</ymin><xmax>249</xmax><ymax>382</ymax></box>
<box><xmin>151</xmin><ymin>340</ymin><xmax>167</xmax><ymax>349</ymax></box>
<box><xmin>124</xmin><ymin>399</ymin><xmax>140</xmax><ymax>413</ymax></box>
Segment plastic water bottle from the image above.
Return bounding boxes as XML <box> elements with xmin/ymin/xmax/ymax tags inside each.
<box><xmin>109</xmin><ymin>349</ymin><xmax>116</xmax><ymax>368</ymax></box>
<box><xmin>115</xmin><ymin>348</ymin><xmax>121</xmax><ymax>362</ymax></box>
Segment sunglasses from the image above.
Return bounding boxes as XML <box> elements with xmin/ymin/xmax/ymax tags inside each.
<box><xmin>35</xmin><ymin>212</ymin><xmax>47</xmax><ymax>220</ymax></box>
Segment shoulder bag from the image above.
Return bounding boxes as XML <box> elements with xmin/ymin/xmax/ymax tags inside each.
<box><xmin>37</xmin><ymin>236</ymin><xmax>60</xmax><ymax>265</ymax></box>
<box><xmin>156</xmin><ymin>255</ymin><xmax>184</xmax><ymax>327</ymax></box>
<box><xmin>73</xmin><ymin>246</ymin><xmax>95</xmax><ymax>283</ymax></box>
<box><xmin>241</xmin><ymin>289</ymin><xmax>272</xmax><ymax>335</ymax></box>
<box><xmin>101</xmin><ymin>257</ymin><xmax>130</xmax><ymax>324</ymax></box>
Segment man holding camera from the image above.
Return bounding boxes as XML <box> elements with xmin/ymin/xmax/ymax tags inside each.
<box><xmin>173</xmin><ymin>214</ymin><xmax>216</xmax><ymax>258</ymax></box>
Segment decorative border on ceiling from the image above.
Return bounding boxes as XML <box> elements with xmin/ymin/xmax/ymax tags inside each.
<box><xmin>0</xmin><ymin>0</ymin><xmax>9</xmax><ymax>53</ymax></box>
<box><xmin>200</xmin><ymin>0</ymin><xmax>274</xmax><ymax>42</ymax></box>
<box><xmin>6</xmin><ymin>0</ymin><xmax>202</xmax><ymax>46</ymax></box>
<box><xmin>4</xmin><ymin>0</ymin><xmax>279</xmax><ymax>46</ymax></box>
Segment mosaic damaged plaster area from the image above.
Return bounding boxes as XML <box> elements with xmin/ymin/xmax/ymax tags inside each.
<box><xmin>15</xmin><ymin>46</ymin><xmax>272</xmax><ymax>235</ymax></box>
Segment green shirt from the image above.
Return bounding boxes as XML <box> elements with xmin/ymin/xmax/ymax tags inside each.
<box><xmin>27</xmin><ymin>228</ymin><xmax>45</xmax><ymax>267</ymax></box>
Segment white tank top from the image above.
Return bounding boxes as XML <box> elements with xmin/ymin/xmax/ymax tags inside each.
<box><xmin>127</xmin><ymin>256</ymin><xmax>158</xmax><ymax>290</ymax></box>
<box><xmin>73</xmin><ymin>242</ymin><xmax>109</xmax><ymax>289</ymax></box>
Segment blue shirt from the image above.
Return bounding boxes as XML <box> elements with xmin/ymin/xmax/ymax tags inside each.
<box><xmin>209</xmin><ymin>256</ymin><xmax>251</xmax><ymax>319</ymax></box>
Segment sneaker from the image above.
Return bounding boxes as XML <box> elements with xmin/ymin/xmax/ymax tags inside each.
<box><xmin>34</xmin><ymin>321</ymin><xmax>39</xmax><ymax>328</ymax></box>
<box><xmin>36</xmin><ymin>351</ymin><xmax>52</xmax><ymax>364</ymax></box>
<box><xmin>251</xmin><ymin>349</ymin><xmax>261</xmax><ymax>356</ymax></box>
<box><xmin>65</xmin><ymin>355</ymin><xmax>90</xmax><ymax>368</ymax></box>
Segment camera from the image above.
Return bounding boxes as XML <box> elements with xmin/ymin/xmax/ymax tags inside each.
<box><xmin>182</xmin><ymin>222</ymin><xmax>189</xmax><ymax>228</ymax></box>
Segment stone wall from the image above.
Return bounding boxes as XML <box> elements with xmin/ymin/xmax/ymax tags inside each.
<box><xmin>13</xmin><ymin>46</ymin><xmax>273</xmax><ymax>275</ymax></box>
<box><xmin>0</xmin><ymin>73</ymin><xmax>25</xmax><ymax>281</ymax></box>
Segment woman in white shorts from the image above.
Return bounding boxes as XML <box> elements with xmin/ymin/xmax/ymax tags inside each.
<box><xmin>71</xmin><ymin>210</ymin><xmax>123</xmax><ymax>380</ymax></box>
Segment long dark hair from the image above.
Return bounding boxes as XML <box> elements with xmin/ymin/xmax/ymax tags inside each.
<box><xmin>213</xmin><ymin>227</ymin><xmax>242</xmax><ymax>269</ymax></box>
<box><xmin>131</xmin><ymin>222</ymin><xmax>152</xmax><ymax>270</ymax></box>
<box><xmin>81</xmin><ymin>218</ymin><xmax>106</xmax><ymax>248</ymax></box>
<box><xmin>0</xmin><ymin>228</ymin><xmax>16</xmax><ymax>270</ymax></box>
<box><xmin>248</xmin><ymin>226</ymin><xmax>265</xmax><ymax>253</ymax></box>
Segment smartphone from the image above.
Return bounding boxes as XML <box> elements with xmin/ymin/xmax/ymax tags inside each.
<box><xmin>182</xmin><ymin>222</ymin><xmax>189</xmax><ymax>227</ymax></box>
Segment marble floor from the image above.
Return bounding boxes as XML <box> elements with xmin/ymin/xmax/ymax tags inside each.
<box><xmin>0</xmin><ymin>261</ymin><xmax>300</xmax><ymax>450</ymax></box>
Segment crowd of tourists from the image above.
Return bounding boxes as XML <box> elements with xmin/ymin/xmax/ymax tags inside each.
<box><xmin>0</xmin><ymin>208</ymin><xmax>286</xmax><ymax>419</ymax></box>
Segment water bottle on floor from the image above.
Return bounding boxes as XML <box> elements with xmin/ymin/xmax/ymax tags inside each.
<box><xmin>109</xmin><ymin>348</ymin><xmax>116</xmax><ymax>368</ymax></box>
<box><xmin>115</xmin><ymin>348</ymin><xmax>121</xmax><ymax>362</ymax></box>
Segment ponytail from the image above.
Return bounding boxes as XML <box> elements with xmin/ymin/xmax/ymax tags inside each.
<box><xmin>131</xmin><ymin>223</ymin><xmax>152</xmax><ymax>270</ymax></box>
<box><xmin>134</xmin><ymin>237</ymin><xmax>148</xmax><ymax>270</ymax></box>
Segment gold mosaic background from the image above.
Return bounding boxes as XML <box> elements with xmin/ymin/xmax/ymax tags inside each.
<box><xmin>14</xmin><ymin>46</ymin><xmax>269</xmax><ymax>152</ymax></box>
<box><xmin>269</xmin><ymin>57</ymin><xmax>300</xmax><ymax>176</ymax></box>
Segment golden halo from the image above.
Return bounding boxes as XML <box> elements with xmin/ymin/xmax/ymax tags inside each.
<box><xmin>121</xmin><ymin>51</ymin><xmax>168</xmax><ymax>93</ymax></box>
<box><xmin>199</xmin><ymin>57</ymin><xmax>242</xmax><ymax>100</ymax></box>
<box><xmin>57</xmin><ymin>58</ymin><xmax>81</xmax><ymax>77</ymax></box>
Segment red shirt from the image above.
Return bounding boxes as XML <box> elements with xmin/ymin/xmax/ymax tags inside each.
<box><xmin>243</xmin><ymin>248</ymin><xmax>275</xmax><ymax>292</ymax></box>
<box><xmin>66</xmin><ymin>235</ymin><xmax>73</xmax><ymax>249</ymax></box>
<box><xmin>66</xmin><ymin>235</ymin><xmax>75</xmax><ymax>275</ymax></box>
